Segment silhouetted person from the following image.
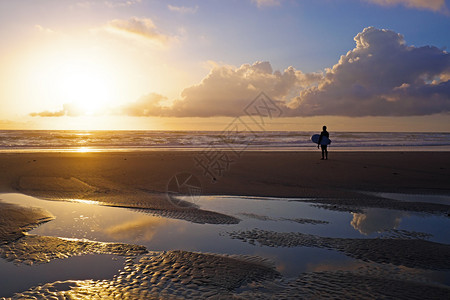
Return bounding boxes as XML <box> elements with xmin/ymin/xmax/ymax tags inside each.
<box><xmin>318</xmin><ymin>125</ymin><xmax>329</xmax><ymax>160</ymax></box>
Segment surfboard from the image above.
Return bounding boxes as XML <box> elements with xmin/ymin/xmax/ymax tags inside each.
<box><xmin>311</xmin><ymin>134</ymin><xmax>331</xmax><ymax>145</ymax></box>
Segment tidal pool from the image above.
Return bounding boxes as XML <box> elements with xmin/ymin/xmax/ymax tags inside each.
<box><xmin>0</xmin><ymin>193</ymin><xmax>449</xmax><ymax>297</ymax></box>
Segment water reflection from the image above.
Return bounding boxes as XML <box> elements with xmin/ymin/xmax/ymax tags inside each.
<box><xmin>1</xmin><ymin>193</ymin><xmax>449</xmax><ymax>296</ymax></box>
<box><xmin>351</xmin><ymin>208</ymin><xmax>406</xmax><ymax>235</ymax></box>
<box><xmin>0</xmin><ymin>254</ymin><xmax>125</xmax><ymax>298</ymax></box>
<box><xmin>76</xmin><ymin>147</ymin><xmax>91</xmax><ymax>153</ymax></box>
<box><xmin>104</xmin><ymin>216</ymin><xmax>168</xmax><ymax>242</ymax></box>
<box><xmin>70</xmin><ymin>199</ymin><xmax>99</xmax><ymax>205</ymax></box>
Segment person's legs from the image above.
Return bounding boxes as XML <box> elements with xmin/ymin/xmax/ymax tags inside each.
<box><xmin>324</xmin><ymin>145</ymin><xmax>328</xmax><ymax>160</ymax></box>
<box><xmin>320</xmin><ymin>145</ymin><xmax>325</xmax><ymax>159</ymax></box>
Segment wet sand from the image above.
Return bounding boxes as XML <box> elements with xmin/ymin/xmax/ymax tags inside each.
<box><xmin>1</xmin><ymin>151</ymin><xmax>449</xmax><ymax>199</ymax></box>
<box><xmin>0</xmin><ymin>151</ymin><xmax>449</xmax><ymax>298</ymax></box>
<box><xmin>1</xmin><ymin>151</ymin><xmax>449</xmax><ymax>224</ymax></box>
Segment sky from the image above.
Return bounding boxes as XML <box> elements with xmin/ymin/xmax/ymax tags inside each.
<box><xmin>0</xmin><ymin>0</ymin><xmax>449</xmax><ymax>131</ymax></box>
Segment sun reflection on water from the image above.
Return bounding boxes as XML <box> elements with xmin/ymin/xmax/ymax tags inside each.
<box><xmin>69</xmin><ymin>199</ymin><xmax>100</xmax><ymax>205</ymax></box>
<box><xmin>76</xmin><ymin>147</ymin><xmax>90</xmax><ymax>153</ymax></box>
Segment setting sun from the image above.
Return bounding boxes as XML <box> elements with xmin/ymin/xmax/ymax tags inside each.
<box><xmin>57</xmin><ymin>60</ymin><xmax>112</xmax><ymax>115</ymax></box>
<box><xmin>25</xmin><ymin>49</ymin><xmax>121</xmax><ymax>117</ymax></box>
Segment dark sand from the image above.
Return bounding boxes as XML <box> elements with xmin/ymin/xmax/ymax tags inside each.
<box><xmin>1</xmin><ymin>151</ymin><xmax>449</xmax><ymax>222</ymax></box>
<box><xmin>1</xmin><ymin>151</ymin><xmax>449</xmax><ymax>199</ymax></box>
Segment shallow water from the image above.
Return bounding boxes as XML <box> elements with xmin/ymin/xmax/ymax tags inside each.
<box><xmin>0</xmin><ymin>254</ymin><xmax>125</xmax><ymax>297</ymax></box>
<box><xmin>0</xmin><ymin>193</ymin><xmax>449</xmax><ymax>297</ymax></box>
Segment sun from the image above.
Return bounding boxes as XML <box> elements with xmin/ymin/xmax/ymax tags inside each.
<box><xmin>57</xmin><ymin>60</ymin><xmax>113</xmax><ymax>115</ymax></box>
<box><xmin>20</xmin><ymin>37</ymin><xmax>167</xmax><ymax>125</ymax></box>
<box><xmin>25</xmin><ymin>49</ymin><xmax>120</xmax><ymax>117</ymax></box>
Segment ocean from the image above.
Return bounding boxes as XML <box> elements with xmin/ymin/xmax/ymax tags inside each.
<box><xmin>0</xmin><ymin>130</ymin><xmax>449</xmax><ymax>152</ymax></box>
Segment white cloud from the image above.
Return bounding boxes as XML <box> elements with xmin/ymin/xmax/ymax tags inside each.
<box><xmin>120</xmin><ymin>61</ymin><xmax>320</xmax><ymax>117</ymax></box>
<box><xmin>30</xmin><ymin>27</ymin><xmax>450</xmax><ymax>119</ymax></box>
<box><xmin>119</xmin><ymin>25</ymin><xmax>450</xmax><ymax>118</ymax></box>
<box><xmin>289</xmin><ymin>27</ymin><xmax>450</xmax><ymax>116</ymax></box>
<box><xmin>251</xmin><ymin>0</ymin><xmax>282</xmax><ymax>8</ymax></box>
<box><xmin>34</xmin><ymin>24</ymin><xmax>55</xmax><ymax>34</ymax></box>
<box><xmin>104</xmin><ymin>0</ymin><xmax>142</xmax><ymax>8</ymax></box>
<box><xmin>365</xmin><ymin>0</ymin><xmax>447</xmax><ymax>12</ymax></box>
<box><xmin>74</xmin><ymin>1</ymin><xmax>92</xmax><ymax>9</ymax></box>
<box><xmin>168</xmin><ymin>4</ymin><xmax>199</xmax><ymax>14</ymax></box>
<box><xmin>72</xmin><ymin>0</ymin><xmax>142</xmax><ymax>9</ymax></box>
<box><xmin>118</xmin><ymin>93</ymin><xmax>168</xmax><ymax>117</ymax></box>
<box><xmin>105</xmin><ymin>17</ymin><xmax>170</xmax><ymax>45</ymax></box>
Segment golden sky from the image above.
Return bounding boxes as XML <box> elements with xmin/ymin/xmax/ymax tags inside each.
<box><xmin>0</xmin><ymin>0</ymin><xmax>449</xmax><ymax>131</ymax></box>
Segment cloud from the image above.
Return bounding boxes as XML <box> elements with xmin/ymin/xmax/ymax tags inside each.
<box><xmin>118</xmin><ymin>93</ymin><xmax>168</xmax><ymax>116</ymax></box>
<box><xmin>29</xmin><ymin>110</ymin><xmax>65</xmax><ymax>117</ymax></box>
<box><xmin>0</xmin><ymin>119</ymin><xmax>25</xmax><ymax>129</ymax></box>
<box><xmin>105</xmin><ymin>17</ymin><xmax>169</xmax><ymax>45</ymax></box>
<box><xmin>34</xmin><ymin>24</ymin><xmax>55</xmax><ymax>34</ymax></box>
<box><xmin>168</xmin><ymin>4</ymin><xmax>199</xmax><ymax>14</ymax></box>
<box><xmin>251</xmin><ymin>0</ymin><xmax>282</xmax><ymax>8</ymax></box>
<box><xmin>104</xmin><ymin>0</ymin><xmax>142</xmax><ymax>8</ymax></box>
<box><xmin>30</xmin><ymin>103</ymin><xmax>86</xmax><ymax>117</ymax></box>
<box><xmin>121</xmin><ymin>26</ymin><xmax>450</xmax><ymax>118</ymax></box>
<box><xmin>120</xmin><ymin>62</ymin><xmax>320</xmax><ymax>117</ymax></box>
<box><xmin>72</xmin><ymin>0</ymin><xmax>142</xmax><ymax>9</ymax></box>
<box><xmin>29</xmin><ymin>27</ymin><xmax>450</xmax><ymax>119</ymax></box>
<box><xmin>365</xmin><ymin>0</ymin><xmax>448</xmax><ymax>12</ymax></box>
<box><xmin>289</xmin><ymin>27</ymin><xmax>450</xmax><ymax>116</ymax></box>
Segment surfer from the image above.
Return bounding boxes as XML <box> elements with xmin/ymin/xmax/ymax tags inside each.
<box><xmin>318</xmin><ymin>125</ymin><xmax>329</xmax><ymax>160</ymax></box>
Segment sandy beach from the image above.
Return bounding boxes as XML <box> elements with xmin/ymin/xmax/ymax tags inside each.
<box><xmin>1</xmin><ymin>151</ymin><xmax>449</xmax><ymax>198</ymax></box>
<box><xmin>1</xmin><ymin>151</ymin><xmax>449</xmax><ymax>298</ymax></box>
<box><xmin>2</xmin><ymin>0</ymin><xmax>450</xmax><ymax>296</ymax></box>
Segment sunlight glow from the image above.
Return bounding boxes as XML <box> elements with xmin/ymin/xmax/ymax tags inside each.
<box><xmin>20</xmin><ymin>43</ymin><xmax>132</xmax><ymax>122</ymax></box>
<box><xmin>69</xmin><ymin>199</ymin><xmax>100</xmax><ymax>205</ymax></box>
<box><xmin>57</xmin><ymin>60</ymin><xmax>113</xmax><ymax>115</ymax></box>
<box><xmin>76</xmin><ymin>147</ymin><xmax>91</xmax><ymax>153</ymax></box>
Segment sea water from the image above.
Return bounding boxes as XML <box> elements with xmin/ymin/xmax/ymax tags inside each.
<box><xmin>0</xmin><ymin>130</ymin><xmax>449</xmax><ymax>152</ymax></box>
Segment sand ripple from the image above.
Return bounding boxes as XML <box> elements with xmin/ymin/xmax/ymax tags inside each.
<box><xmin>0</xmin><ymin>201</ymin><xmax>54</xmax><ymax>245</ymax></box>
<box><xmin>239</xmin><ymin>213</ymin><xmax>329</xmax><ymax>224</ymax></box>
<box><xmin>229</xmin><ymin>229</ymin><xmax>450</xmax><ymax>270</ymax></box>
<box><xmin>305</xmin><ymin>197</ymin><xmax>450</xmax><ymax>216</ymax></box>
<box><xmin>237</xmin><ymin>270</ymin><xmax>450</xmax><ymax>299</ymax></box>
<box><xmin>7</xmin><ymin>250</ymin><xmax>281</xmax><ymax>299</ymax></box>
<box><xmin>6</xmin><ymin>252</ymin><xmax>449</xmax><ymax>299</ymax></box>
<box><xmin>0</xmin><ymin>235</ymin><xmax>147</xmax><ymax>265</ymax></box>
